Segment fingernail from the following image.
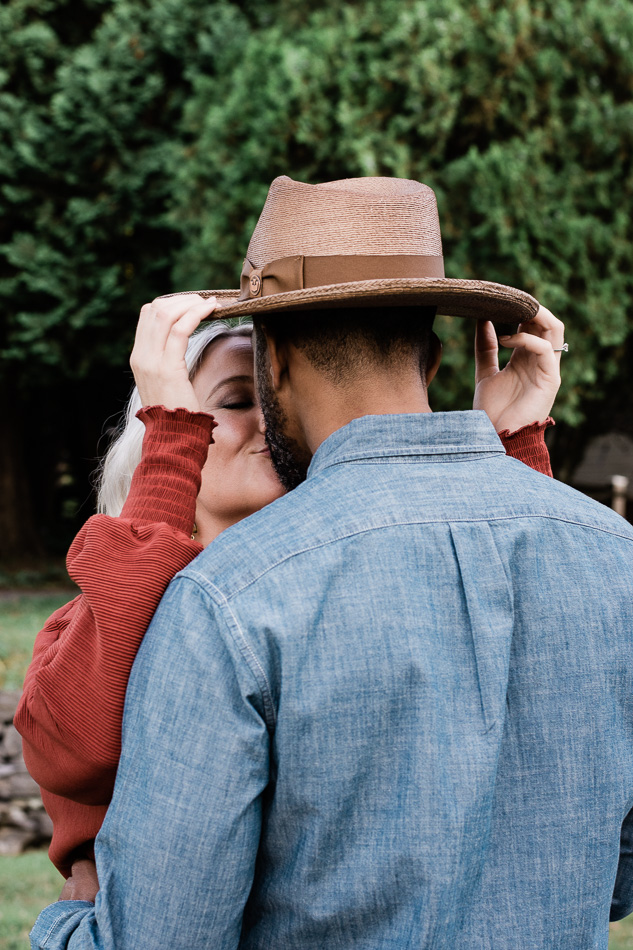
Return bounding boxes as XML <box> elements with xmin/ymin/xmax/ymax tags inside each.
<box><xmin>499</xmin><ymin>335</ymin><xmax>511</xmax><ymax>340</ymax></box>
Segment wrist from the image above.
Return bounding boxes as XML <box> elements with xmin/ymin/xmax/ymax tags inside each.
<box><xmin>134</xmin><ymin>376</ymin><xmax>200</xmax><ymax>414</ymax></box>
<box><xmin>137</xmin><ymin>405</ymin><xmax>216</xmax><ymax>437</ymax></box>
<box><xmin>494</xmin><ymin>414</ymin><xmax>549</xmax><ymax>435</ymax></box>
<box><xmin>497</xmin><ymin>417</ymin><xmax>554</xmax><ymax>438</ymax></box>
<box><xmin>140</xmin><ymin>398</ymin><xmax>200</xmax><ymax>413</ymax></box>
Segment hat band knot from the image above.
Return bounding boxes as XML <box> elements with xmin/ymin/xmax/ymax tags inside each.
<box><xmin>239</xmin><ymin>254</ymin><xmax>445</xmax><ymax>300</ymax></box>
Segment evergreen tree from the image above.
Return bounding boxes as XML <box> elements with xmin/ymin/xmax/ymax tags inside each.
<box><xmin>2</xmin><ymin>0</ymin><xmax>632</xmax><ymax>557</ymax></box>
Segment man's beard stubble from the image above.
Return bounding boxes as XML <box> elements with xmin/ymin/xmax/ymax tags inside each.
<box><xmin>255</xmin><ymin>333</ymin><xmax>311</xmax><ymax>493</ymax></box>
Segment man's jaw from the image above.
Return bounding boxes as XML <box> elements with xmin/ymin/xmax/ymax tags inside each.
<box><xmin>254</xmin><ymin>326</ymin><xmax>312</xmax><ymax>492</ymax></box>
<box><xmin>263</xmin><ymin>423</ymin><xmax>310</xmax><ymax>492</ymax></box>
<box><xmin>259</xmin><ymin>375</ymin><xmax>311</xmax><ymax>490</ymax></box>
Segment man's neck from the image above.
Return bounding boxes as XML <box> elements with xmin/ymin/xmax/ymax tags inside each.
<box><xmin>295</xmin><ymin>369</ymin><xmax>431</xmax><ymax>456</ymax></box>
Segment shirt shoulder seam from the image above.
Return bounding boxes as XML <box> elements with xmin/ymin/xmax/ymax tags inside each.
<box><xmin>181</xmin><ymin>573</ymin><xmax>277</xmax><ymax>731</ymax></box>
<box><xmin>186</xmin><ymin>513</ymin><xmax>633</xmax><ymax>602</ymax></box>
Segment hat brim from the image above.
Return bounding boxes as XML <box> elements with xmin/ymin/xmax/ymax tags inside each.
<box><xmin>189</xmin><ymin>278</ymin><xmax>538</xmax><ymax>326</ymax></box>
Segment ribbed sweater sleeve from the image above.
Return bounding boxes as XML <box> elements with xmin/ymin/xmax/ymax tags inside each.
<box><xmin>498</xmin><ymin>418</ymin><xmax>554</xmax><ymax>477</ymax></box>
<box><xmin>14</xmin><ymin>406</ymin><xmax>215</xmax><ymax>874</ymax></box>
<box><xmin>120</xmin><ymin>406</ymin><xmax>216</xmax><ymax>531</ymax></box>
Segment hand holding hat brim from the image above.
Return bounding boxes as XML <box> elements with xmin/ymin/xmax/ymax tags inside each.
<box><xmin>473</xmin><ymin>306</ymin><xmax>564</xmax><ymax>432</ymax></box>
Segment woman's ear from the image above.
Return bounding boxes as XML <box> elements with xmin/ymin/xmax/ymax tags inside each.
<box><xmin>425</xmin><ymin>331</ymin><xmax>442</xmax><ymax>387</ymax></box>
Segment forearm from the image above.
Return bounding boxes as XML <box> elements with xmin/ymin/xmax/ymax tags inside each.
<box><xmin>17</xmin><ymin>525</ymin><xmax>201</xmax><ymax>797</ymax></box>
<box><xmin>120</xmin><ymin>406</ymin><xmax>215</xmax><ymax>531</ymax></box>
<box><xmin>40</xmin><ymin>787</ymin><xmax>108</xmax><ymax>878</ymax></box>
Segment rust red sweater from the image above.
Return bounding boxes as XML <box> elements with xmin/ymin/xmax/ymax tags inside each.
<box><xmin>14</xmin><ymin>408</ymin><xmax>553</xmax><ymax>876</ymax></box>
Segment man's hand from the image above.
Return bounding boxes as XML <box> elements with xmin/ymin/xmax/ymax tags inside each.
<box><xmin>473</xmin><ymin>306</ymin><xmax>565</xmax><ymax>433</ymax></box>
<box><xmin>59</xmin><ymin>858</ymin><xmax>100</xmax><ymax>903</ymax></box>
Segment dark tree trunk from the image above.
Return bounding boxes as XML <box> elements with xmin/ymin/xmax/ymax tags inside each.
<box><xmin>0</xmin><ymin>378</ymin><xmax>42</xmax><ymax>561</ymax></box>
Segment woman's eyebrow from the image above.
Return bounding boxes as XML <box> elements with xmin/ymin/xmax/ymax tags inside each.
<box><xmin>205</xmin><ymin>374</ymin><xmax>254</xmax><ymax>400</ymax></box>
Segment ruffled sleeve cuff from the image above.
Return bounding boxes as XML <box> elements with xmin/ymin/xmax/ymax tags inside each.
<box><xmin>498</xmin><ymin>417</ymin><xmax>554</xmax><ymax>477</ymax></box>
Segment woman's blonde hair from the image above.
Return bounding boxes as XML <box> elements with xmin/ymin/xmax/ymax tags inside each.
<box><xmin>96</xmin><ymin>319</ymin><xmax>252</xmax><ymax>516</ymax></box>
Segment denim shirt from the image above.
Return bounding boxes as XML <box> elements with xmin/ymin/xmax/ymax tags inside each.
<box><xmin>32</xmin><ymin>411</ymin><xmax>633</xmax><ymax>950</ymax></box>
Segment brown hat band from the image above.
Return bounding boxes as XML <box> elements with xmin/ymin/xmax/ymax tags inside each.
<box><xmin>239</xmin><ymin>254</ymin><xmax>445</xmax><ymax>300</ymax></box>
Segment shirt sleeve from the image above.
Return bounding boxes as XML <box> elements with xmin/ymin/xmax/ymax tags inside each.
<box><xmin>30</xmin><ymin>575</ymin><xmax>271</xmax><ymax>950</ymax></box>
<box><xmin>498</xmin><ymin>418</ymin><xmax>554</xmax><ymax>477</ymax></box>
<box><xmin>14</xmin><ymin>407</ymin><xmax>214</xmax><ymax>872</ymax></box>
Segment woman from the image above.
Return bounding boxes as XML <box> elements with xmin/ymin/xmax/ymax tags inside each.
<box><xmin>15</xmin><ymin>293</ymin><xmax>561</xmax><ymax>894</ymax></box>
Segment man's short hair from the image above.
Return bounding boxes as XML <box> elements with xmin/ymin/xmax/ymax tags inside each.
<box><xmin>254</xmin><ymin>306</ymin><xmax>436</xmax><ymax>386</ymax></box>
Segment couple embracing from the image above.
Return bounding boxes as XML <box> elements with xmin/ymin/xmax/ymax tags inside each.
<box><xmin>18</xmin><ymin>176</ymin><xmax>633</xmax><ymax>949</ymax></box>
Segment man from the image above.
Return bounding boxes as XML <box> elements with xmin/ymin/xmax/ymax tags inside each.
<box><xmin>31</xmin><ymin>177</ymin><xmax>633</xmax><ymax>949</ymax></box>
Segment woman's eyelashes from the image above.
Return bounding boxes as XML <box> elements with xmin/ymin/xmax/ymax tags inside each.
<box><xmin>222</xmin><ymin>400</ymin><xmax>254</xmax><ymax>410</ymax></box>
<box><xmin>214</xmin><ymin>388</ymin><xmax>255</xmax><ymax>411</ymax></box>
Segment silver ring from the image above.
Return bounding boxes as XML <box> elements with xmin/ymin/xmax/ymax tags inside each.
<box><xmin>553</xmin><ymin>343</ymin><xmax>568</xmax><ymax>353</ymax></box>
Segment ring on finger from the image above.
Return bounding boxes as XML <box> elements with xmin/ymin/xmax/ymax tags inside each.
<box><xmin>552</xmin><ymin>343</ymin><xmax>568</xmax><ymax>353</ymax></box>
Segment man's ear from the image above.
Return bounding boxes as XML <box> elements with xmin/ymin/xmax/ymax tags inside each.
<box><xmin>261</xmin><ymin>324</ymin><xmax>290</xmax><ymax>391</ymax></box>
<box><xmin>425</xmin><ymin>331</ymin><xmax>442</xmax><ymax>387</ymax></box>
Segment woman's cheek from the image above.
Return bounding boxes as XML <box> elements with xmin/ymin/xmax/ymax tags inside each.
<box><xmin>214</xmin><ymin>416</ymin><xmax>249</xmax><ymax>469</ymax></box>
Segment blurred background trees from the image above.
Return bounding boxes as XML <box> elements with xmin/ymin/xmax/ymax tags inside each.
<box><xmin>1</xmin><ymin>0</ymin><xmax>632</xmax><ymax>560</ymax></box>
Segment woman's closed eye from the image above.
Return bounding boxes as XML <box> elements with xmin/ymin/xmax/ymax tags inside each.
<box><xmin>221</xmin><ymin>399</ymin><xmax>254</xmax><ymax>410</ymax></box>
<box><xmin>205</xmin><ymin>374</ymin><xmax>256</xmax><ymax>412</ymax></box>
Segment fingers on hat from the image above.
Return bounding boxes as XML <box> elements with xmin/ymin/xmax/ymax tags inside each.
<box><xmin>498</xmin><ymin>331</ymin><xmax>560</xmax><ymax>363</ymax></box>
<box><xmin>519</xmin><ymin>305</ymin><xmax>565</xmax><ymax>344</ymax></box>
<box><xmin>474</xmin><ymin>321</ymin><xmax>500</xmax><ymax>381</ymax></box>
<box><xmin>137</xmin><ymin>295</ymin><xmax>219</xmax><ymax>349</ymax></box>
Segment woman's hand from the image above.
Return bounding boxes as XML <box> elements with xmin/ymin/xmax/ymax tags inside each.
<box><xmin>130</xmin><ymin>294</ymin><xmax>223</xmax><ymax>411</ymax></box>
<box><xmin>473</xmin><ymin>306</ymin><xmax>565</xmax><ymax>433</ymax></box>
<box><xmin>59</xmin><ymin>858</ymin><xmax>100</xmax><ymax>903</ymax></box>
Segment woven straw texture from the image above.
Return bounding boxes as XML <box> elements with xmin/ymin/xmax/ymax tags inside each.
<box><xmin>247</xmin><ymin>176</ymin><xmax>443</xmax><ymax>265</ymax></box>
<box><xmin>214</xmin><ymin>280</ymin><xmax>538</xmax><ymax>324</ymax></box>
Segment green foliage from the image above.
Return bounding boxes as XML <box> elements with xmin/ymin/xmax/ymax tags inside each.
<box><xmin>1</xmin><ymin>0</ymin><xmax>633</xmax><ymax>556</ymax></box>
<box><xmin>0</xmin><ymin>0</ymin><xmax>252</xmax><ymax>379</ymax></box>
<box><xmin>2</xmin><ymin>0</ymin><xmax>632</xmax><ymax>416</ymax></box>
<box><xmin>169</xmin><ymin>0</ymin><xmax>633</xmax><ymax>423</ymax></box>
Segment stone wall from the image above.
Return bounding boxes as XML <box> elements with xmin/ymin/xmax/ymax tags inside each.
<box><xmin>0</xmin><ymin>689</ymin><xmax>52</xmax><ymax>856</ymax></box>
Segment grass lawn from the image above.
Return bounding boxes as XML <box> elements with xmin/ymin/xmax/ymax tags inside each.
<box><xmin>0</xmin><ymin>592</ymin><xmax>74</xmax><ymax>690</ymax></box>
<box><xmin>2</xmin><ymin>592</ymin><xmax>633</xmax><ymax>946</ymax></box>
<box><xmin>0</xmin><ymin>851</ymin><xmax>62</xmax><ymax>950</ymax></box>
<box><xmin>611</xmin><ymin>915</ymin><xmax>633</xmax><ymax>950</ymax></box>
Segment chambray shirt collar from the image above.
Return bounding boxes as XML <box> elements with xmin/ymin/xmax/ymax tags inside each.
<box><xmin>307</xmin><ymin>410</ymin><xmax>505</xmax><ymax>479</ymax></box>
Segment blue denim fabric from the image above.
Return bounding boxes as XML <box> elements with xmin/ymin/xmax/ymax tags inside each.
<box><xmin>31</xmin><ymin>411</ymin><xmax>633</xmax><ymax>949</ymax></box>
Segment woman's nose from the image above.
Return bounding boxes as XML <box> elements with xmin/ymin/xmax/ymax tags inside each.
<box><xmin>256</xmin><ymin>407</ymin><xmax>266</xmax><ymax>435</ymax></box>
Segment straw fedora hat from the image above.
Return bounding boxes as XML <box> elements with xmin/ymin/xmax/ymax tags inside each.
<box><xmin>165</xmin><ymin>175</ymin><xmax>539</xmax><ymax>324</ymax></box>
